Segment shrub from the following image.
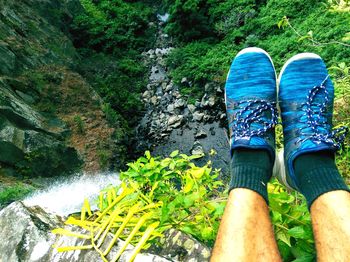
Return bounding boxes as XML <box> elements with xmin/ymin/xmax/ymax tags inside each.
<box><xmin>53</xmin><ymin>151</ymin><xmax>319</xmax><ymax>261</ymax></box>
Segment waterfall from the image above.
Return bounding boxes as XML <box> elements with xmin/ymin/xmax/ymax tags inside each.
<box><xmin>24</xmin><ymin>173</ymin><xmax>120</xmax><ymax>216</ymax></box>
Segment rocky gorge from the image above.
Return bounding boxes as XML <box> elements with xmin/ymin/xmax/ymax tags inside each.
<box><xmin>136</xmin><ymin>20</ymin><xmax>230</xmax><ymax>180</ymax></box>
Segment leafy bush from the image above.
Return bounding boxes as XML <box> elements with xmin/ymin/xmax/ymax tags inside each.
<box><xmin>53</xmin><ymin>151</ymin><xmax>226</xmax><ymax>259</ymax></box>
<box><xmin>53</xmin><ymin>151</ymin><xmax>320</xmax><ymax>261</ymax></box>
<box><xmin>269</xmin><ymin>180</ymin><xmax>315</xmax><ymax>261</ymax></box>
<box><xmin>71</xmin><ymin>0</ymin><xmax>157</xmax><ymax>53</ymax></box>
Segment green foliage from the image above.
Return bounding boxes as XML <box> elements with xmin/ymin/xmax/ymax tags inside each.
<box><xmin>269</xmin><ymin>180</ymin><xmax>315</xmax><ymax>261</ymax></box>
<box><xmin>72</xmin><ymin>0</ymin><xmax>157</xmax><ymax>53</ymax></box>
<box><xmin>73</xmin><ymin>115</ymin><xmax>85</xmax><ymax>134</ymax></box>
<box><xmin>0</xmin><ymin>184</ymin><xmax>34</xmax><ymax>206</ymax></box>
<box><xmin>164</xmin><ymin>0</ymin><xmax>217</xmax><ymax>42</ymax></box>
<box><xmin>120</xmin><ymin>150</ymin><xmax>226</xmax><ymax>245</ymax></box>
<box><xmin>165</xmin><ymin>0</ymin><xmax>350</xmax><ymax>96</ymax></box>
<box><xmin>53</xmin><ymin>151</ymin><xmax>322</xmax><ymax>261</ymax></box>
<box><xmin>97</xmin><ymin>148</ymin><xmax>112</xmax><ymax>170</ymax></box>
<box><xmin>53</xmin><ymin>151</ymin><xmax>226</xmax><ymax>260</ymax></box>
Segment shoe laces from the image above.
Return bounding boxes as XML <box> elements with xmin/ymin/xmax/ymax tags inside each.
<box><xmin>298</xmin><ymin>75</ymin><xmax>348</xmax><ymax>149</ymax></box>
<box><xmin>227</xmin><ymin>99</ymin><xmax>278</xmax><ymax>141</ymax></box>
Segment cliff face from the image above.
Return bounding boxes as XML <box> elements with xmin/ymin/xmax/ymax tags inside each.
<box><xmin>0</xmin><ymin>0</ymin><xmax>114</xmax><ymax>180</ymax></box>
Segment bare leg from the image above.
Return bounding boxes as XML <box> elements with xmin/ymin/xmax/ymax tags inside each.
<box><xmin>310</xmin><ymin>190</ymin><xmax>350</xmax><ymax>261</ymax></box>
<box><xmin>211</xmin><ymin>188</ymin><xmax>281</xmax><ymax>262</ymax></box>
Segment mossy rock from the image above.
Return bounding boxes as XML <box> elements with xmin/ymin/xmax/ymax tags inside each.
<box><xmin>17</xmin><ymin>144</ymin><xmax>83</xmax><ymax>177</ymax></box>
<box><xmin>0</xmin><ymin>141</ymin><xmax>24</xmax><ymax>165</ymax></box>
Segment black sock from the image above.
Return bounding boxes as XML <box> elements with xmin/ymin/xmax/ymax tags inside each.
<box><xmin>294</xmin><ymin>151</ymin><xmax>350</xmax><ymax>208</ymax></box>
<box><xmin>229</xmin><ymin>148</ymin><xmax>273</xmax><ymax>204</ymax></box>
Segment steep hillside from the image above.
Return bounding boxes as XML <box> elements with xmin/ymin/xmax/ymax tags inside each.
<box><xmin>0</xmin><ymin>0</ymin><xmax>118</xmax><ymax>204</ymax></box>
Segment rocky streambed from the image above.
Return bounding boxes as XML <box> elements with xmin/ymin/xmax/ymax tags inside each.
<box><xmin>136</xmin><ymin>18</ymin><xmax>231</xmax><ymax>179</ymax></box>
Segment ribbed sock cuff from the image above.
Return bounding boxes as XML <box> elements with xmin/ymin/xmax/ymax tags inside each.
<box><xmin>299</xmin><ymin>167</ymin><xmax>350</xmax><ymax>208</ymax></box>
<box><xmin>229</xmin><ymin>165</ymin><xmax>271</xmax><ymax>204</ymax></box>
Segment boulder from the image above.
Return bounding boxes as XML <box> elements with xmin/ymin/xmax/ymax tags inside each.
<box><xmin>193</xmin><ymin>112</ymin><xmax>204</xmax><ymax>122</ymax></box>
<box><xmin>0</xmin><ymin>202</ymin><xmax>171</xmax><ymax>262</ymax></box>
<box><xmin>187</xmin><ymin>104</ymin><xmax>196</xmax><ymax>113</ymax></box>
<box><xmin>191</xmin><ymin>141</ymin><xmax>204</xmax><ymax>155</ymax></box>
<box><xmin>174</xmin><ymin>99</ymin><xmax>185</xmax><ymax>108</ymax></box>
<box><xmin>167</xmin><ymin>104</ymin><xmax>175</xmax><ymax>114</ymax></box>
<box><xmin>168</xmin><ymin>115</ymin><xmax>183</xmax><ymax>129</ymax></box>
<box><xmin>195</xmin><ymin>129</ymin><xmax>207</xmax><ymax>139</ymax></box>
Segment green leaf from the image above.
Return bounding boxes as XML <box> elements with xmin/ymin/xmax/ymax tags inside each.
<box><xmin>145</xmin><ymin>151</ymin><xmax>151</xmax><ymax>160</ymax></box>
<box><xmin>288</xmin><ymin>226</ymin><xmax>308</xmax><ymax>239</ymax></box>
<box><xmin>201</xmin><ymin>227</ymin><xmax>213</xmax><ymax>240</ymax></box>
<box><xmin>276</xmin><ymin>230</ymin><xmax>291</xmax><ymax>247</ymax></box>
<box><xmin>170</xmin><ymin>150</ymin><xmax>179</xmax><ymax>158</ymax></box>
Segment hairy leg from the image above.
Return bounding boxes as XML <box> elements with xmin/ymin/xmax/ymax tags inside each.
<box><xmin>310</xmin><ymin>190</ymin><xmax>350</xmax><ymax>262</ymax></box>
<box><xmin>211</xmin><ymin>188</ymin><xmax>281</xmax><ymax>262</ymax></box>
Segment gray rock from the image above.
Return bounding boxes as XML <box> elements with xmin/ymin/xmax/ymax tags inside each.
<box><xmin>195</xmin><ymin>101</ymin><xmax>201</xmax><ymax>108</ymax></box>
<box><xmin>158</xmin><ymin>229</ymin><xmax>211</xmax><ymax>262</ymax></box>
<box><xmin>193</xmin><ymin>112</ymin><xmax>204</xmax><ymax>122</ymax></box>
<box><xmin>201</xmin><ymin>94</ymin><xmax>209</xmax><ymax>107</ymax></box>
<box><xmin>174</xmin><ymin>99</ymin><xmax>185</xmax><ymax>108</ymax></box>
<box><xmin>172</xmin><ymin>90</ymin><xmax>182</xmax><ymax>99</ymax></box>
<box><xmin>181</xmin><ymin>77</ymin><xmax>188</xmax><ymax>85</ymax></box>
<box><xmin>0</xmin><ymin>202</ymin><xmax>171</xmax><ymax>262</ymax></box>
<box><xmin>147</xmin><ymin>49</ymin><xmax>155</xmax><ymax>56</ymax></box>
<box><xmin>195</xmin><ymin>129</ymin><xmax>207</xmax><ymax>139</ymax></box>
<box><xmin>203</xmin><ymin>114</ymin><xmax>211</xmax><ymax>122</ymax></box>
<box><xmin>191</xmin><ymin>141</ymin><xmax>204</xmax><ymax>155</ymax></box>
<box><xmin>187</xmin><ymin>104</ymin><xmax>196</xmax><ymax>113</ymax></box>
<box><xmin>168</xmin><ymin>115</ymin><xmax>183</xmax><ymax>128</ymax></box>
<box><xmin>143</xmin><ymin>90</ymin><xmax>152</xmax><ymax>99</ymax></box>
<box><xmin>165</xmin><ymin>83</ymin><xmax>173</xmax><ymax>92</ymax></box>
<box><xmin>0</xmin><ymin>202</ymin><xmax>63</xmax><ymax>262</ymax></box>
<box><xmin>156</xmin><ymin>86</ymin><xmax>163</xmax><ymax>96</ymax></box>
<box><xmin>151</xmin><ymin>96</ymin><xmax>158</xmax><ymax>105</ymax></box>
<box><xmin>208</xmin><ymin>96</ymin><xmax>216</xmax><ymax>107</ymax></box>
<box><xmin>167</xmin><ymin>104</ymin><xmax>175</xmax><ymax>114</ymax></box>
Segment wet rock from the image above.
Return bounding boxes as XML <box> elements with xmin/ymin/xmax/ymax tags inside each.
<box><xmin>208</xmin><ymin>96</ymin><xmax>216</xmax><ymax>107</ymax></box>
<box><xmin>167</xmin><ymin>104</ymin><xmax>175</xmax><ymax>114</ymax></box>
<box><xmin>143</xmin><ymin>90</ymin><xmax>152</xmax><ymax>100</ymax></box>
<box><xmin>187</xmin><ymin>104</ymin><xmax>196</xmax><ymax>113</ymax></box>
<box><xmin>168</xmin><ymin>115</ymin><xmax>183</xmax><ymax>128</ymax></box>
<box><xmin>191</xmin><ymin>141</ymin><xmax>204</xmax><ymax>155</ymax></box>
<box><xmin>195</xmin><ymin>129</ymin><xmax>207</xmax><ymax>139</ymax></box>
<box><xmin>181</xmin><ymin>77</ymin><xmax>188</xmax><ymax>85</ymax></box>
<box><xmin>174</xmin><ymin>99</ymin><xmax>185</xmax><ymax>108</ymax></box>
<box><xmin>165</xmin><ymin>83</ymin><xmax>173</xmax><ymax>92</ymax></box>
<box><xmin>0</xmin><ymin>201</ymin><xmax>63</xmax><ymax>262</ymax></box>
<box><xmin>0</xmin><ymin>202</ymin><xmax>171</xmax><ymax>262</ymax></box>
<box><xmin>151</xmin><ymin>96</ymin><xmax>158</xmax><ymax>105</ymax></box>
<box><xmin>193</xmin><ymin>112</ymin><xmax>204</xmax><ymax>122</ymax></box>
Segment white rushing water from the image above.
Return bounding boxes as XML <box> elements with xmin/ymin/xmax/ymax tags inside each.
<box><xmin>24</xmin><ymin>173</ymin><xmax>120</xmax><ymax>216</ymax></box>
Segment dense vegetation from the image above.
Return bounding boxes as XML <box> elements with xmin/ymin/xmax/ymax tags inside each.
<box><xmin>64</xmin><ymin>0</ymin><xmax>350</xmax><ymax>261</ymax></box>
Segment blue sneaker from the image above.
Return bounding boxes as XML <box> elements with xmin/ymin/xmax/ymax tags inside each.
<box><xmin>225</xmin><ymin>47</ymin><xmax>278</xmax><ymax>159</ymax></box>
<box><xmin>277</xmin><ymin>53</ymin><xmax>348</xmax><ymax>190</ymax></box>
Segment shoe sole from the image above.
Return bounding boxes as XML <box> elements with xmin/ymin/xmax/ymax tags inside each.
<box><xmin>225</xmin><ymin>47</ymin><xmax>277</xmax><ymax>108</ymax></box>
<box><xmin>275</xmin><ymin>52</ymin><xmax>322</xmax><ymax>190</ymax></box>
